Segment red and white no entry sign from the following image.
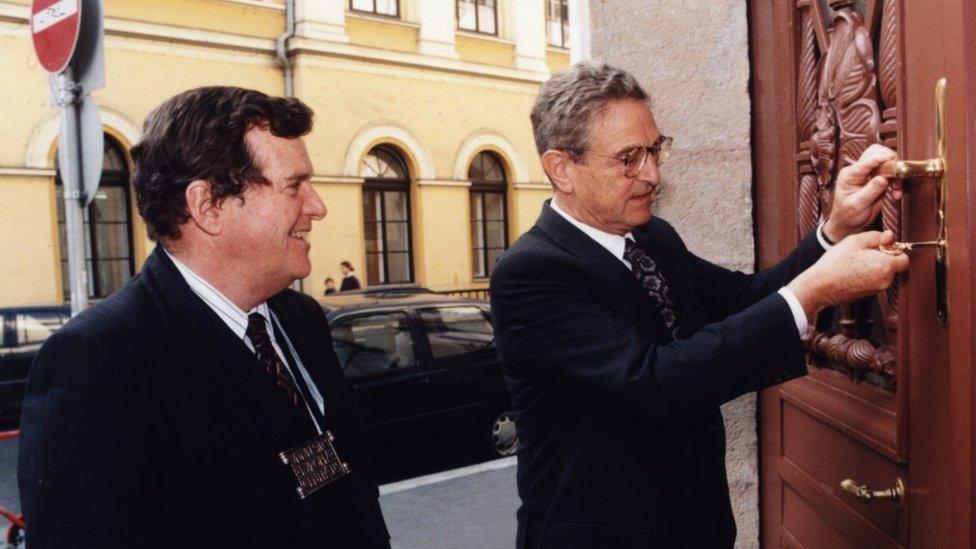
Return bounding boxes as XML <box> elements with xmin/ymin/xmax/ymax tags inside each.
<box><xmin>31</xmin><ymin>0</ymin><xmax>82</xmax><ymax>74</ymax></box>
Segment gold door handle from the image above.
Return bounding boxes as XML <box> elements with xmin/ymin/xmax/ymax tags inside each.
<box><xmin>870</xmin><ymin>78</ymin><xmax>949</xmax><ymax>325</ymax></box>
<box><xmin>840</xmin><ymin>477</ymin><xmax>905</xmax><ymax>506</ymax></box>
<box><xmin>874</xmin><ymin>158</ymin><xmax>944</xmax><ymax>180</ymax></box>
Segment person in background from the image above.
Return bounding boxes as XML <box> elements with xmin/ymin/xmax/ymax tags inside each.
<box><xmin>339</xmin><ymin>261</ymin><xmax>361</xmax><ymax>291</ymax></box>
<box><xmin>324</xmin><ymin>277</ymin><xmax>337</xmax><ymax>295</ymax></box>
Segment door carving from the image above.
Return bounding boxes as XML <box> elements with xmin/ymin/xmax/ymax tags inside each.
<box><xmin>754</xmin><ymin>0</ymin><xmax>976</xmax><ymax>546</ymax></box>
<box><xmin>796</xmin><ymin>0</ymin><xmax>899</xmax><ymax>391</ymax></box>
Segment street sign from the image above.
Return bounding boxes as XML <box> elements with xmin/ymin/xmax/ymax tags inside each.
<box><xmin>72</xmin><ymin>0</ymin><xmax>104</xmax><ymax>93</ymax></box>
<box><xmin>31</xmin><ymin>0</ymin><xmax>82</xmax><ymax>74</ymax></box>
<box><xmin>78</xmin><ymin>93</ymin><xmax>103</xmax><ymax>206</ymax></box>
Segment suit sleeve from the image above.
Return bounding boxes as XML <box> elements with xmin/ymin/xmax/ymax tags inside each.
<box><xmin>490</xmin><ymin>247</ymin><xmax>808</xmax><ymax>426</ymax></box>
<box><xmin>683</xmin><ymin>228</ymin><xmax>825</xmax><ymax>323</ymax></box>
<box><xmin>18</xmin><ymin>328</ymin><xmax>158</xmax><ymax>548</ymax></box>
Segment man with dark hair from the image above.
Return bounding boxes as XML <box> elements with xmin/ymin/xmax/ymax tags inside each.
<box><xmin>18</xmin><ymin>87</ymin><xmax>390</xmax><ymax>548</ymax></box>
<box><xmin>491</xmin><ymin>61</ymin><xmax>909</xmax><ymax>547</ymax></box>
<box><xmin>338</xmin><ymin>261</ymin><xmax>361</xmax><ymax>291</ymax></box>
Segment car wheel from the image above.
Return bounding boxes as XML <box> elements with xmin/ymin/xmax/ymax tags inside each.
<box><xmin>491</xmin><ymin>411</ymin><xmax>518</xmax><ymax>456</ymax></box>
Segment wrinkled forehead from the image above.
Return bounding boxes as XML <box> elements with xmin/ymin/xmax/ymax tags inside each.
<box><xmin>587</xmin><ymin>99</ymin><xmax>659</xmax><ymax>149</ymax></box>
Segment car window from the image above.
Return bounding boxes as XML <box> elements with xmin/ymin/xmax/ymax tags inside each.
<box><xmin>16</xmin><ymin>312</ymin><xmax>69</xmax><ymax>346</ymax></box>
<box><xmin>331</xmin><ymin>312</ymin><xmax>416</xmax><ymax>377</ymax></box>
<box><xmin>419</xmin><ymin>306</ymin><xmax>494</xmax><ymax>361</ymax></box>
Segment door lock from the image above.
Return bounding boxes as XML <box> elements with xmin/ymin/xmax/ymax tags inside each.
<box><xmin>872</xmin><ymin>78</ymin><xmax>948</xmax><ymax>325</ymax></box>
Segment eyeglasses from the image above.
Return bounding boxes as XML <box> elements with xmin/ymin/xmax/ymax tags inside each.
<box><xmin>584</xmin><ymin>135</ymin><xmax>673</xmax><ymax>178</ymax></box>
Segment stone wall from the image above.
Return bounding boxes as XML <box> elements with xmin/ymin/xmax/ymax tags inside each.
<box><xmin>589</xmin><ymin>2</ymin><xmax>759</xmax><ymax>546</ymax></box>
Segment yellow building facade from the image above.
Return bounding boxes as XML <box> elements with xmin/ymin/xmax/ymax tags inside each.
<box><xmin>0</xmin><ymin>0</ymin><xmax>571</xmax><ymax>306</ymax></box>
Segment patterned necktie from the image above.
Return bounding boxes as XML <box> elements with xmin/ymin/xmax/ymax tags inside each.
<box><xmin>246</xmin><ymin>312</ymin><xmax>301</xmax><ymax>407</ymax></box>
<box><xmin>624</xmin><ymin>238</ymin><xmax>682</xmax><ymax>340</ymax></box>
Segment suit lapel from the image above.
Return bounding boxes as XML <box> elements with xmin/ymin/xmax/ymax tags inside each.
<box><xmin>534</xmin><ymin>203</ymin><xmax>668</xmax><ymax>337</ymax></box>
<box><xmin>139</xmin><ymin>247</ymin><xmax>275</xmax><ymax>449</ymax></box>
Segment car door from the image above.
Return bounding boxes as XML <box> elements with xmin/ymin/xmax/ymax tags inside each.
<box><xmin>416</xmin><ymin>304</ymin><xmax>505</xmax><ymax>431</ymax></box>
<box><xmin>329</xmin><ymin>309</ymin><xmax>432</xmax><ymax>444</ymax></box>
<box><xmin>0</xmin><ymin>309</ymin><xmax>70</xmax><ymax>424</ymax></box>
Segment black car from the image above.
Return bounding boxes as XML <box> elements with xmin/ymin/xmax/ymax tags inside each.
<box><xmin>0</xmin><ymin>306</ymin><xmax>71</xmax><ymax>426</ymax></box>
<box><xmin>321</xmin><ymin>286</ymin><xmax>516</xmax><ymax>457</ymax></box>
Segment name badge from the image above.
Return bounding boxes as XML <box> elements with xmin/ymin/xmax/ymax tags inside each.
<box><xmin>279</xmin><ymin>431</ymin><xmax>351</xmax><ymax>499</ymax></box>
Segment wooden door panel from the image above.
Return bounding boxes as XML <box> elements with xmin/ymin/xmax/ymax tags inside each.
<box><xmin>781</xmin><ymin>401</ymin><xmax>905</xmax><ymax>538</ymax></box>
<box><xmin>753</xmin><ymin>0</ymin><xmax>976</xmax><ymax>546</ymax></box>
<box><xmin>782</xmin><ymin>485</ymin><xmax>863</xmax><ymax>549</ymax></box>
<box><xmin>781</xmin><ymin>373</ymin><xmax>899</xmax><ymax>461</ymax></box>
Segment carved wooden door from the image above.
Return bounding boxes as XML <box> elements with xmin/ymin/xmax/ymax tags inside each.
<box><xmin>750</xmin><ymin>1</ymin><xmax>976</xmax><ymax>546</ymax></box>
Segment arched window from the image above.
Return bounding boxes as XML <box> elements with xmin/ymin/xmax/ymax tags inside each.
<box><xmin>468</xmin><ymin>151</ymin><xmax>508</xmax><ymax>278</ymax></box>
<box><xmin>361</xmin><ymin>145</ymin><xmax>413</xmax><ymax>285</ymax></box>
<box><xmin>55</xmin><ymin>136</ymin><xmax>135</xmax><ymax>300</ymax></box>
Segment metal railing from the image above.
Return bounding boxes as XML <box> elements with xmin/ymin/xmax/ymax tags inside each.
<box><xmin>437</xmin><ymin>288</ymin><xmax>490</xmax><ymax>301</ymax></box>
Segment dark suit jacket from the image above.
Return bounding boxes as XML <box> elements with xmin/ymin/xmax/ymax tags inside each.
<box><xmin>18</xmin><ymin>247</ymin><xmax>390</xmax><ymax>549</ymax></box>
<box><xmin>339</xmin><ymin>275</ymin><xmax>361</xmax><ymax>292</ymax></box>
<box><xmin>490</xmin><ymin>205</ymin><xmax>824</xmax><ymax>548</ymax></box>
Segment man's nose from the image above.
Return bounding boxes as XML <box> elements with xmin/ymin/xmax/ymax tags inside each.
<box><xmin>303</xmin><ymin>183</ymin><xmax>327</xmax><ymax>220</ymax></box>
<box><xmin>637</xmin><ymin>155</ymin><xmax>662</xmax><ymax>185</ymax></box>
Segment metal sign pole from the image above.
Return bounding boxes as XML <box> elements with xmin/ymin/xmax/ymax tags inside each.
<box><xmin>54</xmin><ymin>66</ymin><xmax>89</xmax><ymax>316</ymax></box>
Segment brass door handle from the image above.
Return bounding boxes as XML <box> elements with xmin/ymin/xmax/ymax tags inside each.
<box><xmin>840</xmin><ymin>477</ymin><xmax>904</xmax><ymax>506</ymax></box>
<box><xmin>870</xmin><ymin>78</ymin><xmax>950</xmax><ymax>325</ymax></box>
<box><xmin>874</xmin><ymin>158</ymin><xmax>944</xmax><ymax>180</ymax></box>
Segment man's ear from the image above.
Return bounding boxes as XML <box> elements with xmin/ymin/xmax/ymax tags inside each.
<box><xmin>184</xmin><ymin>180</ymin><xmax>222</xmax><ymax>236</ymax></box>
<box><xmin>541</xmin><ymin>150</ymin><xmax>575</xmax><ymax>194</ymax></box>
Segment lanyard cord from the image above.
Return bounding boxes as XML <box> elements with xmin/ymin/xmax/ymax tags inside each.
<box><xmin>269</xmin><ymin>311</ymin><xmax>327</xmax><ymax>435</ymax></box>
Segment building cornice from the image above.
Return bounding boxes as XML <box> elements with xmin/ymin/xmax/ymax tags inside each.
<box><xmin>416</xmin><ymin>179</ymin><xmax>471</xmax><ymax>188</ymax></box>
<box><xmin>0</xmin><ymin>167</ymin><xmax>56</xmax><ymax>177</ymax></box>
<box><xmin>289</xmin><ymin>36</ymin><xmax>549</xmax><ymax>84</ymax></box>
<box><xmin>0</xmin><ymin>2</ymin><xmax>550</xmax><ymax>84</ymax></box>
<box><xmin>311</xmin><ymin>175</ymin><xmax>365</xmax><ymax>185</ymax></box>
<box><xmin>216</xmin><ymin>0</ymin><xmax>285</xmax><ymax>11</ymax></box>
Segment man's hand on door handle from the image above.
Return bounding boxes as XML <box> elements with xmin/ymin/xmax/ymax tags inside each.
<box><xmin>787</xmin><ymin>230</ymin><xmax>911</xmax><ymax>321</ymax></box>
<box><xmin>823</xmin><ymin>144</ymin><xmax>903</xmax><ymax>243</ymax></box>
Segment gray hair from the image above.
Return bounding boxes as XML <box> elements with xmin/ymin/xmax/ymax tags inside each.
<box><xmin>530</xmin><ymin>61</ymin><xmax>649</xmax><ymax>162</ymax></box>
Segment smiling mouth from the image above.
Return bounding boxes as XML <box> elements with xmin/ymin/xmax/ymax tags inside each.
<box><xmin>289</xmin><ymin>231</ymin><xmax>309</xmax><ymax>240</ymax></box>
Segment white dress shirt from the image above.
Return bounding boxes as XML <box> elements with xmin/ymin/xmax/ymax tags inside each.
<box><xmin>165</xmin><ymin>249</ymin><xmax>325</xmax><ymax>431</ymax></box>
<box><xmin>548</xmin><ymin>199</ymin><xmax>818</xmax><ymax>337</ymax></box>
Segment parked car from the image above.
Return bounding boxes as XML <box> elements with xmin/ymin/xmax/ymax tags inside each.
<box><xmin>321</xmin><ymin>285</ymin><xmax>516</xmax><ymax>457</ymax></box>
<box><xmin>0</xmin><ymin>306</ymin><xmax>71</xmax><ymax>426</ymax></box>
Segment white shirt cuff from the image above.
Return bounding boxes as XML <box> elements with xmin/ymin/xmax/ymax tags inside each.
<box><xmin>816</xmin><ymin>223</ymin><xmax>834</xmax><ymax>250</ymax></box>
<box><xmin>778</xmin><ymin>287</ymin><xmax>808</xmax><ymax>337</ymax></box>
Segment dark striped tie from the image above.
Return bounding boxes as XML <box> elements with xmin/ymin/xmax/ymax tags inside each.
<box><xmin>624</xmin><ymin>238</ymin><xmax>682</xmax><ymax>340</ymax></box>
<box><xmin>246</xmin><ymin>312</ymin><xmax>301</xmax><ymax>407</ymax></box>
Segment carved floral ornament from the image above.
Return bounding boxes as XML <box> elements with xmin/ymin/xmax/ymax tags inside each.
<box><xmin>794</xmin><ymin>0</ymin><xmax>899</xmax><ymax>390</ymax></box>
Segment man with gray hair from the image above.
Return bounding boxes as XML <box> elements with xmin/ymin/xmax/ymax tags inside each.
<box><xmin>490</xmin><ymin>61</ymin><xmax>908</xmax><ymax>547</ymax></box>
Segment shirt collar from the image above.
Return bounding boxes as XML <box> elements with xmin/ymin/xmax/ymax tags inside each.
<box><xmin>549</xmin><ymin>198</ymin><xmax>635</xmax><ymax>266</ymax></box>
<box><xmin>164</xmin><ymin>248</ymin><xmax>269</xmax><ymax>340</ymax></box>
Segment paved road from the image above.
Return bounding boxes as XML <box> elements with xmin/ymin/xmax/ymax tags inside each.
<box><xmin>381</xmin><ymin>458</ymin><xmax>518</xmax><ymax>549</ymax></box>
<box><xmin>0</xmin><ymin>433</ymin><xmax>518</xmax><ymax>548</ymax></box>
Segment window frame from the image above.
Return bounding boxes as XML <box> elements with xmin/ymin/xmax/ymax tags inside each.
<box><xmin>468</xmin><ymin>151</ymin><xmax>509</xmax><ymax>279</ymax></box>
<box><xmin>362</xmin><ymin>146</ymin><xmax>415</xmax><ymax>285</ymax></box>
<box><xmin>15</xmin><ymin>311</ymin><xmax>70</xmax><ymax>346</ymax></box>
<box><xmin>417</xmin><ymin>305</ymin><xmax>496</xmax><ymax>365</ymax></box>
<box><xmin>348</xmin><ymin>0</ymin><xmax>400</xmax><ymax>18</ymax></box>
<box><xmin>456</xmin><ymin>0</ymin><xmax>499</xmax><ymax>36</ymax></box>
<box><xmin>329</xmin><ymin>309</ymin><xmax>422</xmax><ymax>379</ymax></box>
<box><xmin>546</xmin><ymin>0</ymin><xmax>569</xmax><ymax>48</ymax></box>
<box><xmin>55</xmin><ymin>136</ymin><xmax>135</xmax><ymax>301</ymax></box>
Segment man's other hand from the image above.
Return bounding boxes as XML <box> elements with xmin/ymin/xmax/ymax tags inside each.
<box><xmin>823</xmin><ymin>144</ymin><xmax>901</xmax><ymax>242</ymax></box>
<box><xmin>787</xmin><ymin>230</ymin><xmax>910</xmax><ymax>319</ymax></box>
